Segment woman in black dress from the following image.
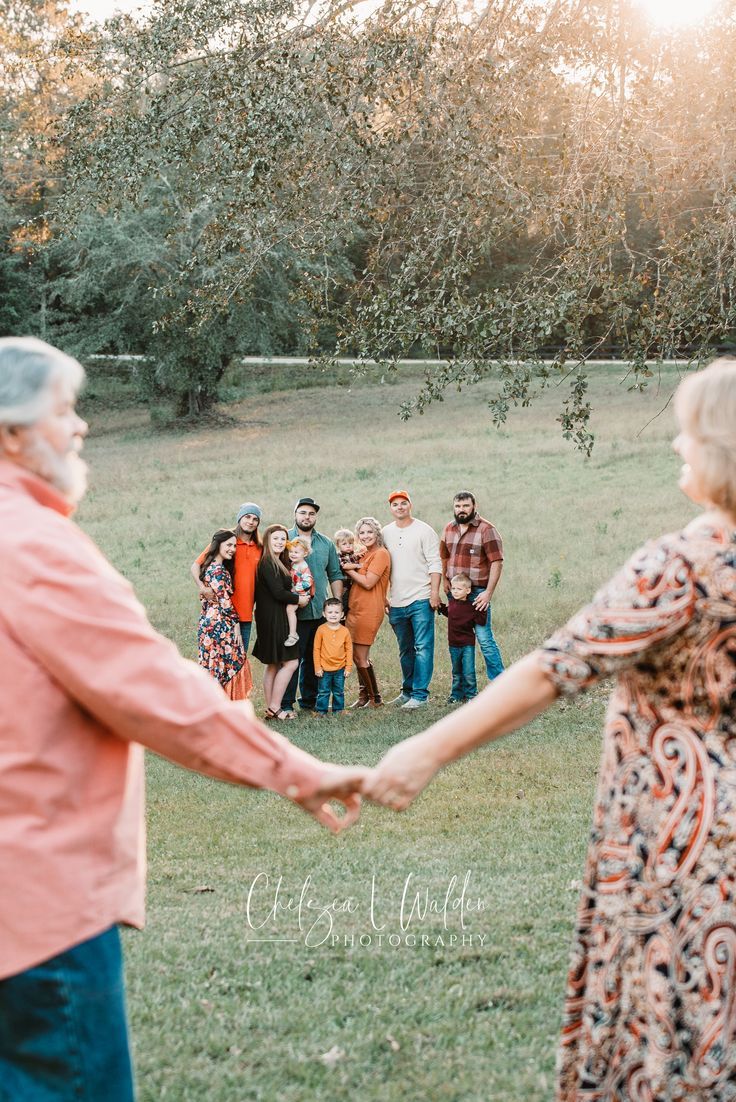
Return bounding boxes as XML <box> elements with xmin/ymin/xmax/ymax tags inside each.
<box><xmin>252</xmin><ymin>524</ymin><xmax>308</xmax><ymax>720</ymax></box>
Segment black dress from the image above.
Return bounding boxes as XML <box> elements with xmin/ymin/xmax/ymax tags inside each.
<box><xmin>252</xmin><ymin>560</ymin><xmax>300</xmax><ymax>665</ymax></box>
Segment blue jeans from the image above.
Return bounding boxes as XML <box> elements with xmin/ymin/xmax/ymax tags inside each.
<box><xmin>470</xmin><ymin>586</ymin><xmax>504</xmax><ymax>681</ymax></box>
<box><xmin>239</xmin><ymin>621</ymin><xmax>252</xmax><ymax>651</ymax></box>
<box><xmin>315</xmin><ymin>669</ymin><xmax>345</xmax><ymax>714</ymax></box>
<box><xmin>0</xmin><ymin>926</ymin><xmax>135</xmax><ymax>1102</ymax></box>
<box><xmin>388</xmin><ymin>599</ymin><xmax>435</xmax><ymax>702</ymax></box>
<box><xmin>283</xmin><ymin>618</ymin><xmax>323</xmax><ymax>711</ymax></box>
<box><xmin>449</xmin><ymin>645</ymin><xmax>477</xmax><ymax>700</ymax></box>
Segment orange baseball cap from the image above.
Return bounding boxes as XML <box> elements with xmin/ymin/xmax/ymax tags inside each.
<box><xmin>388</xmin><ymin>490</ymin><xmax>412</xmax><ymax>504</ymax></box>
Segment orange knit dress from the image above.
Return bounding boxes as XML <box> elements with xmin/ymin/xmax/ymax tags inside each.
<box><xmin>345</xmin><ymin>546</ymin><xmax>391</xmax><ymax>645</ymax></box>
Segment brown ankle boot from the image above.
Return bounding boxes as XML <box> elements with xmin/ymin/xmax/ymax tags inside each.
<box><xmin>365</xmin><ymin>663</ymin><xmax>383</xmax><ymax>707</ymax></box>
<box><xmin>349</xmin><ymin>666</ymin><xmax>371</xmax><ymax>709</ymax></box>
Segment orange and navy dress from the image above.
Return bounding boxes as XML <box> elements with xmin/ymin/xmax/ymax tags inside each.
<box><xmin>197</xmin><ymin>562</ymin><xmax>252</xmax><ymax>699</ymax></box>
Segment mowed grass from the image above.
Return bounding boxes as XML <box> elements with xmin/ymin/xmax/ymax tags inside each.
<box><xmin>76</xmin><ymin>364</ymin><xmax>696</xmax><ymax>1102</ymax></box>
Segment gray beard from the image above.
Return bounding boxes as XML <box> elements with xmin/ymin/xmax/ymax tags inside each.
<box><xmin>23</xmin><ymin>436</ymin><xmax>88</xmax><ymax>505</ymax></box>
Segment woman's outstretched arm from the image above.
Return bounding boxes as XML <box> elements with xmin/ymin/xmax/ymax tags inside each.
<box><xmin>364</xmin><ymin>653</ymin><xmax>558</xmax><ymax>809</ymax></box>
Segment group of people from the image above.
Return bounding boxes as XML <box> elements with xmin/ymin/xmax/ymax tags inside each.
<box><xmin>2</xmin><ymin>336</ymin><xmax>735</xmax><ymax>1102</ymax></box>
<box><xmin>192</xmin><ymin>490</ymin><xmax>506</xmax><ymax>720</ymax></box>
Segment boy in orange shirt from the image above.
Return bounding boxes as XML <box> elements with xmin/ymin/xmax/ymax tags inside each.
<box><xmin>313</xmin><ymin>598</ymin><xmax>353</xmax><ymax>717</ymax></box>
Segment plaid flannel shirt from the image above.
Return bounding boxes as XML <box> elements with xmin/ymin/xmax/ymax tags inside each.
<box><xmin>440</xmin><ymin>515</ymin><xmax>503</xmax><ymax>587</ymax></box>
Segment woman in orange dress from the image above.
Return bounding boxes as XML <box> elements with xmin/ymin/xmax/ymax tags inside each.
<box><xmin>366</xmin><ymin>359</ymin><xmax>736</xmax><ymax>1101</ymax></box>
<box><xmin>344</xmin><ymin>517</ymin><xmax>391</xmax><ymax>707</ymax></box>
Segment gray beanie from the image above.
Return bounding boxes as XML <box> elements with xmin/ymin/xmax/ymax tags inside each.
<box><xmin>236</xmin><ymin>502</ymin><xmax>262</xmax><ymax>522</ymax></box>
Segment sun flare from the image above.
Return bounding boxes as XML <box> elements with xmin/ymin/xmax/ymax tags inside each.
<box><xmin>636</xmin><ymin>0</ymin><xmax>719</xmax><ymax>28</ymax></box>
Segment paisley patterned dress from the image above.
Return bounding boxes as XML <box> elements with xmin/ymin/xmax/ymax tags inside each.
<box><xmin>539</xmin><ymin>517</ymin><xmax>736</xmax><ymax>1102</ymax></box>
<box><xmin>198</xmin><ymin>562</ymin><xmax>252</xmax><ymax>700</ymax></box>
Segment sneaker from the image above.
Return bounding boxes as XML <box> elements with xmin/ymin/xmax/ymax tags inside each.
<box><xmin>401</xmin><ymin>698</ymin><xmax>428</xmax><ymax>710</ymax></box>
<box><xmin>311</xmin><ymin>711</ymin><xmax>328</xmax><ymax>719</ymax></box>
<box><xmin>388</xmin><ymin>693</ymin><xmax>411</xmax><ymax>706</ymax></box>
<box><xmin>446</xmin><ymin>697</ymin><xmax>462</xmax><ymax>706</ymax></box>
<box><xmin>284</xmin><ymin>633</ymin><xmax>299</xmax><ymax>646</ymax></box>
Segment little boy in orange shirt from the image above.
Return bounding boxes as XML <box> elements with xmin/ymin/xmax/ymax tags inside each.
<box><xmin>313</xmin><ymin>598</ymin><xmax>353</xmax><ymax>717</ymax></box>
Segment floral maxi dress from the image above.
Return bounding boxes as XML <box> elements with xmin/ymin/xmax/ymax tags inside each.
<box><xmin>198</xmin><ymin>562</ymin><xmax>252</xmax><ymax>700</ymax></box>
<box><xmin>538</xmin><ymin>519</ymin><xmax>736</xmax><ymax>1102</ymax></box>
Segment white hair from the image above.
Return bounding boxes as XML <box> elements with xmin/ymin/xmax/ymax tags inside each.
<box><xmin>0</xmin><ymin>337</ymin><xmax>85</xmax><ymax>426</ymax></box>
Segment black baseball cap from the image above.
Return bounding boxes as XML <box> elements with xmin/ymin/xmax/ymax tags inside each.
<box><xmin>294</xmin><ymin>496</ymin><xmax>321</xmax><ymax>512</ymax></box>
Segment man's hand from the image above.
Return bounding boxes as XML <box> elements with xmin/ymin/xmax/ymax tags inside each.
<box><xmin>362</xmin><ymin>735</ymin><xmax>442</xmax><ymax>811</ymax></box>
<box><xmin>429</xmin><ymin>592</ymin><xmax>442</xmax><ymax>611</ymax></box>
<box><xmin>292</xmin><ymin>764</ymin><xmax>370</xmax><ymax>833</ymax></box>
<box><xmin>443</xmin><ymin>579</ymin><xmax>451</xmax><ymax>596</ymax></box>
<box><xmin>315</xmin><ymin>668</ymin><xmax>323</xmax><ymax>678</ymax></box>
<box><xmin>473</xmin><ymin>591</ymin><xmax>491</xmax><ymax>613</ymax></box>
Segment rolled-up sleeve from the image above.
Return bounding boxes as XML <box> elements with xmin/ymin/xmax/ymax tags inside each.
<box><xmin>423</xmin><ymin>526</ymin><xmax>443</xmax><ymax>576</ymax></box>
<box><xmin>326</xmin><ymin>539</ymin><xmax>344</xmax><ymax>583</ymax></box>
<box><xmin>5</xmin><ymin>523</ymin><xmax>324</xmax><ymax>801</ymax></box>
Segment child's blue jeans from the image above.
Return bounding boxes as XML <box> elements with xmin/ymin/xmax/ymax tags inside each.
<box><xmin>449</xmin><ymin>645</ymin><xmax>477</xmax><ymax>701</ymax></box>
<box><xmin>316</xmin><ymin>669</ymin><xmax>346</xmax><ymax>714</ymax></box>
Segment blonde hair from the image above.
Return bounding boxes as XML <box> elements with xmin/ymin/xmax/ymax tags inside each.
<box><xmin>675</xmin><ymin>358</ymin><xmax>736</xmax><ymax>516</ymax></box>
<box><xmin>334</xmin><ymin>528</ymin><xmax>355</xmax><ymax>545</ymax></box>
<box><xmin>451</xmin><ymin>573</ymin><xmax>472</xmax><ymax>588</ymax></box>
<box><xmin>286</xmin><ymin>537</ymin><xmax>310</xmax><ymax>554</ymax></box>
<box><xmin>354</xmin><ymin>516</ymin><xmax>384</xmax><ymax>548</ymax></box>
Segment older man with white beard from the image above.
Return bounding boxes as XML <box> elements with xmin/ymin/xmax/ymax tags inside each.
<box><xmin>0</xmin><ymin>338</ymin><xmax>366</xmax><ymax>1101</ymax></box>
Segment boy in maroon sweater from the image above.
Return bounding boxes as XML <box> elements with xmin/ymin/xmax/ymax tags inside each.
<box><xmin>438</xmin><ymin>573</ymin><xmax>487</xmax><ymax>703</ymax></box>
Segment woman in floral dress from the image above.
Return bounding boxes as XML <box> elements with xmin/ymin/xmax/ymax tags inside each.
<box><xmin>198</xmin><ymin>529</ymin><xmax>252</xmax><ymax>700</ymax></box>
<box><xmin>366</xmin><ymin>359</ymin><xmax>736</xmax><ymax>1101</ymax></box>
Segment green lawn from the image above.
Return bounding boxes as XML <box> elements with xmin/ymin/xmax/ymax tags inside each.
<box><xmin>76</xmin><ymin>363</ymin><xmax>696</xmax><ymax>1101</ymax></box>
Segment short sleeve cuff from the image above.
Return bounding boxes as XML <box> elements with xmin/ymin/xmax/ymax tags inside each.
<box><xmin>537</xmin><ymin>639</ymin><xmax>597</xmax><ymax>696</ymax></box>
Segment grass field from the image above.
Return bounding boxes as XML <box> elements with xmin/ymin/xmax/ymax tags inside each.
<box><xmin>76</xmin><ymin>363</ymin><xmax>697</xmax><ymax>1101</ymax></box>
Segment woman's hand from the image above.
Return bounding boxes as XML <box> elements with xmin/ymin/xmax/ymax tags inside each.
<box><xmin>362</xmin><ymin>734</ymin><xmax>442</xmax><ymax>811</ymax></box>
<box><xmin>297</xmin><ymin>595</ymin><xmax>309</xmax><ymax>607</ymax></box>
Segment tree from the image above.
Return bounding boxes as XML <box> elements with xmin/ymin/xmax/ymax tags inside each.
<box><xmin>0</xmin><ymin>0</ymin><xmax>89</xmax><ymax>336</ymax></box>
<box><xmin>54</xmin><ymin>0</ymin><xmax>736</xmax><ymax>443</ymax></box>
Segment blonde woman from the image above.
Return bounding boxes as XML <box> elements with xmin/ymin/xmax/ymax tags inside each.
<box><xmin>344</xmin><ymin>517</ymin><xmax>391</xmax><ymax>707</ymax></box>
<box><xmin>366</xmin><ymin>360</ymin><xmax>736</xmax><ymax>1100</ymax></box>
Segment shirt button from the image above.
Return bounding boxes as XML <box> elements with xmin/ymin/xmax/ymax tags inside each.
<box><xmin>286</xmin><ymin>785</ymin><xmax>300</xmax><ymax>798</ymax></box>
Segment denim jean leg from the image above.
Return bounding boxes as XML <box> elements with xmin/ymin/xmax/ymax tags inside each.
<box><xmin>239</xmin><ymin>621</ymin><xmax>252</xmax><ymax>652</ymax></box>
<box><xmin>408</xmin><ymin>599</ymin><xmax>435</xmax><ymax>701</ymax></box>
<box><xmin>389</xmin><ymin>606</ymin><xmax>415</xmax><ymax>698</ymax></box>
<box><xmin>283</xmin><ymin>618</ymin><xmax>322</xmax><ymax>711</ymax></box>
<box><xmin>448</xmin><ymin>646</ymin><xmax>465</xmax><ymax>700</ymax></box>
<box><xmin>315</xmin><ymin>673</ymin><xmax>331</xmax><ymax>714</ymax></box>
<box><xmin>0</xmin><ymin>926</ymin><xmax>136</xmax><ymax>1102</ymax></box>
<box><xmin>297</xmin><ymin>619</ymin><xmax>322</xmax><ymax>710</ymax></box>
<box><xmin>331</xmin><ymin>669</ymin><xmax>345</xmax><ymax>712</ymax></box>
<box><xmin>460</xmin><ymin>645</ymin><xmax>478</xmax><ymax>698</ymax></box>
<box><xmin>471</xmin><ymin>586</ymin><xmax>504</xmax><ymax>681</ymax></box>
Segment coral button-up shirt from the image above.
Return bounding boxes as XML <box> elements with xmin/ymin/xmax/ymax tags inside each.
<box><xmin>0</xmin><ymin>461</ymin><xmax>324</xmax><ymax>980</ymax></box>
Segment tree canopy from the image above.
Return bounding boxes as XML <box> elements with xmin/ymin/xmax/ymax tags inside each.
<box><xmin>4</xmin><ymin>0</ymin><xmax>736</xmax><ymax>440</ymax></box>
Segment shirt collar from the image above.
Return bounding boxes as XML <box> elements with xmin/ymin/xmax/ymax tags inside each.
<box><xmin>0</xmin><ymin>459</ymin><xmax>75</xmax><ymax>517</ymax></box>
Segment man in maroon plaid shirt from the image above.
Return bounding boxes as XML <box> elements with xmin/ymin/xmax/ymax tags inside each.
<box><xmin>439</xmin><ymin>491</ymin><xmax>504</xmax><ymax>681</ymax></box>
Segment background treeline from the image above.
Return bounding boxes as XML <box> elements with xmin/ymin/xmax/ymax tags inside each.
<box><xmin>3</xmin><ymin>0</ymin><xmax>736</xmax><ymax>441</ymax></box>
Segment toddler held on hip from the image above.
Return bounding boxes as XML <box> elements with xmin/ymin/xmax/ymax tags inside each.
<box><xmin>334</xmin><ymin>528</ymin><xmax>366</xmax><ymax>614</ymax></box>
<box><xmin>285</xmin><ymin>538</ymin><xmax>314</xmax><ymax>646</ymax></box>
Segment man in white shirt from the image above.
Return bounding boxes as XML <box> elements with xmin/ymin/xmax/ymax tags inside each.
<box><xmin>382</xmin><ymin>490</ymin><xmax>442</xmax><ymax>709</ymax></box>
